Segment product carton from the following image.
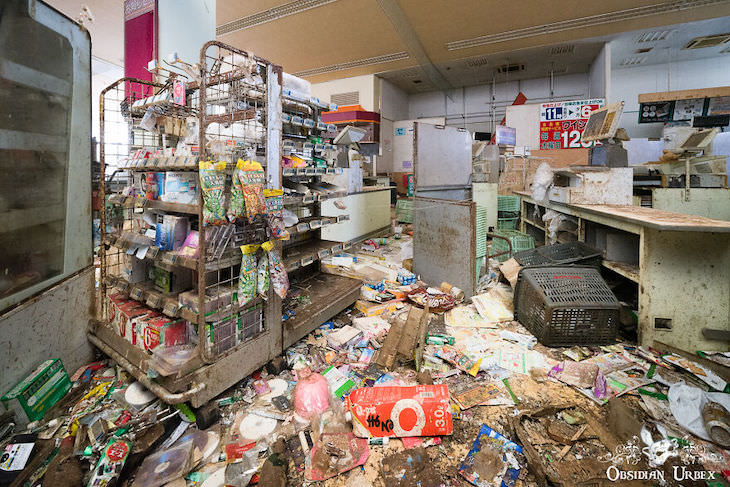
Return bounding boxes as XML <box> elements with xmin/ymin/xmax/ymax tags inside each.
<box><xmin>1</xmin><ymin>359</ymin><xmax>72</xmax><ymax>424</ymax></box>
<box><xmin>138</xmin><ymin>316</ymin><xmax>188</xmax><ymax>352</ymax></box>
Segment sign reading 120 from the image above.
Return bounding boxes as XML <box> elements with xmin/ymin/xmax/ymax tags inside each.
<box><xmin>539</xmin><ymin>99</ymin><xmax>604</xmax><ymax>150</ymax></box>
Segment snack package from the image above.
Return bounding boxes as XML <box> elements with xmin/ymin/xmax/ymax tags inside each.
<box><xmin>262</xmin><ymin>240</ymin><xmax>289</xmax><ymax>299</ymax></box>
<box><xmin>263</xmin><ymin>189</ymin><xmax>289</xmax><ymax>240</ymax></box>
<box><xmin>199</xmin><ymin>160</ymin><xmax>227</xmax><ymax>225</ymax></box>
<box><xmin>257</xmin><ymin>250</ymin><xmax>270</xmax><ymax>299</ymax></box>
<box><xmin>228</xmin><ymin>159</ymin><xmax>247</xmax><ymax>222</ymax></box>
<box><xmin>346</xmin><ymin>385</ymin><xmax>453</xmax><ymax>438</ymax></box>
<box><xmin>238</xmin><ymin>244</ymin><xmax>258</xmax><ymax>306</ymax></box>
<box><xmin>237</xmin><ymin>159</ymin><xmax>266</xmax><ymax>224</ymax></box>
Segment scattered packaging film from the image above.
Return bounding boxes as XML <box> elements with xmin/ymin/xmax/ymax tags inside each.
<box><xmin>662</xmin><ymin>353</ymin><xmax>728</xmax><ymax>391</ymax></box>
<box><xmin>86</xmin><ymin>437</ymin><xmax>132</xmax><ymax>487</ymax></box>
<box><xmin>347</xmin><ymin>385</ymin><xmax>453</xmax><ymax>438</ymax></box>
<box><xmin>434</xmin><ymin>345</ymin><xmax>481</xmax><ymax>377</ymax></box>
<box><xmin>1</xmin><ymin>359</ymin><xmax>72</xmax><ymax>423</ymax></box>
<box><xmin>322</xmin><ymin>366</ymin><xmax>356</xmax><ymax>399</ymax></box>
<box><xmin>458</xmin><ymin>424</ymin><xmax>524</xmax><ymax>487</ymax></box>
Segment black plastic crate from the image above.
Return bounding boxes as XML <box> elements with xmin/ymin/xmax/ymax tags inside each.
<box><xmin>513</xmin><ymin>242</ymin><xmax>603</xmax><ymax>268</ymax></box>
<box><xmin>514</xmin><ymin>266</ymin><xmax>619</xmax><ymax>346</ymax></box>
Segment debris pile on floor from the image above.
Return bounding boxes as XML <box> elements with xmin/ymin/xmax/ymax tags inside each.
<box><xmin>2</xmin><ymin>234</ymin><xmax>729</xmax><ymax>486</ymax></box>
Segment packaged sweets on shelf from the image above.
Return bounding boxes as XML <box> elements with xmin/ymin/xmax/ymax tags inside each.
<box><xmin>199</xmin><ymin>160</ymin><xmax>227</xmax><ymax>225</ymax></box>
<box><xmin>263</xmin><ymin>189</ymin><xmax>288</xmax><ymax>240</ymax></box>
<box><xmin>257</xmin><ymin>250</ymin><xmax>270</xmax><ymax>299</ymax></box>
<box><xmin>228</xmin><ymin>159</ymin><xmax>247</xmax><ymax>222</ymax></box>
<box><xmin>238</xmin><ymin>159</ymin><xmax>266</xmax><ymax>224</ymax></box>
<box><xmin>238</xmin><ymin>244</ymin><xmax>259</xmax><ymax>306</ymax></box>
<box><xmin>262</xmin><ymin>240</ymin><xmax>289</xmax><ymax>299</ymax></box>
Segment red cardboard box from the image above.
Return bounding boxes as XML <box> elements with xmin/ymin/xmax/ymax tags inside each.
<box><xmin>346</xmin><ymin>385</ymin><xmax>453</xmax><ymax>438</ymax></box>
<box><xmin>112</xmin><ymin>299</ymin><xmax>150</xmax><ymax>347</ymax></box>
<box><xmin>138</xmin><ymin>316</ymin><xmax>188</xmax><ymax>352</ymax></box>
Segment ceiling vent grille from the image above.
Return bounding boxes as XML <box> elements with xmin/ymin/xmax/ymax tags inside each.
<box><xmin>683</xmin><ymin>33</ymin><xmax>730</xmax><ymax>49</ymax></box>
<box><xmin>636</xmin><ymin>30</ymin><xmax>673</xmax><ymax>43</ymax></box>
<box><xmin>217</xmin><ymin>0</ymin><xmax>338</xmax><ymax>36</ymax></box>
<box><xmin>445</xmin><ymin>0</ymin><xmax>730</xmax><ymax>50</ymax></box>
<box><xmin>330</xmin><ymin>91</ymin><xmax>360</xmax><ymax>106</ymax></box>
<box><xmin>293</xmin><ymin>52</ymin><xmax>409</xmax><ymax>77</ymax></box>
<box><xmin>620</xmin><ymin>56</ymin><xmax>647</xmax><ymax>66</ymax></box>
<box><xmin>466</xmin><ymin>57</ymin><xmax>490</xmax><ymax>67</ymax></box>
<box><xmin>496</xmin><ymin>63</ymin><xmax>525</xmax><ymax>74</ymax></box>
<box><xmin>549</xmin><ymin>45</ymin><xmax>575</xmax><ymax>55</ymax></box>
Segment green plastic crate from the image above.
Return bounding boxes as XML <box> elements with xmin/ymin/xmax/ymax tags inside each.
<box><xmin>497</xmin><ymin>195</ymin><xmax>521</xmax><ymax>213</ymax></box>
<box><xmin>497</xmin><ymin>217</ymin><xmax>519</xmax><ymax>230</ymax></box>
<box><xmin>491</xmin><ymin>230</ymin><xmax>534</xmax><ymax>262</ymax></box>
<box><xmin>475</xmin><ymin>206</ymin><xmax>488</xmax><ymax>258</ymax></box>
<box><xmin>395</xmin><ymin>199</ymin><xmax>413</xmax><ymax>223</ymax></box>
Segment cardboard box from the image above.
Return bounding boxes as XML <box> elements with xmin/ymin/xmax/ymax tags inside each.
<box><xmin>115</xmin><ymin>301</ymin><xmax>153</xmax><ymax>346</ymax></box>
<box><xmin>347</xmin><ymin>385</ymin><xmax>453</xmax><ymax>437</ymax></box>
<box><xmin>123</xmin><ymin>255</ymin><xmax>147</xmax><ymax>284</ymax></box>
<box><xmin>138</xmin><ymin>316</ymin><xmax>189</xmax><ymax>352</ymax></box>
<box><xmin>151</xmin><ymin>265</ymin><xmax>192</xmax><ymax>294</ymax></box>
<box><xmin>1</xmin><ymin>359</ymin><xmax>71</xmax><ymax>424</ymax></box>
<box><xmin>160</xmin><ymin>172</ymin><xmax>198</xmax><ymax>204</ymax></box>
<box><xmin>355</xmin><ymin>299</ymin><xmax>402</xmax><ymax>317</ymax></box>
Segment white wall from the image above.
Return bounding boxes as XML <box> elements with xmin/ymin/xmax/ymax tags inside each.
<box><xmin>610</xmin><ymin>56</ymin><xmax>730</xmax><ymax>138</ymax></box>
<box><xmin>158</xmin><ymin>0</ymin><xmax>216</xmax><ymax>66</ymax></box>
<box><xmin>408</xmin><ymin>73</ymin><xmax>590</xmax><ymax>135</ymax></box>
<box><xmin>310</xmin><ymin>74</ymin><xmax>378</xmax><ymax>111</ymax></box>
<box><xmin>589</xmin><ymin>43</ymin><xmax>610</xmax><ymax>99</ymax></box>
<box><xmin>376</xmin><ymin>78</ymin><xmax>409</xmax><ymax>174</ymax></box>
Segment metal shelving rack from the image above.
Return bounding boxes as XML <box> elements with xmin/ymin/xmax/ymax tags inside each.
<box><xmin>90</xmin><ymin>42</ymin><xmax>285</xmax><ymax>407</ymax></box>
<box><xmin>279</xmin><ymin>95</ymin><xmax>362</xmax><ymax>348</ymax></box>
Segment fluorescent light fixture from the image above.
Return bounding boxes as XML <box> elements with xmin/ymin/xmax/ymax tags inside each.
<box><xmin>217</xmin><ymin>0</ymin><xmax>339</xmax><ymax>36</ymax></box>
<box><xmin>293</xmin><ymin>52</ymin><xmax>410</xmax><ymax>77</ymax></box>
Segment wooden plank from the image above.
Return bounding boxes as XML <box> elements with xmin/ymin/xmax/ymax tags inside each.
<box><xmin>571</xmin><ymin>204</ymin><xmax>730</xmax><ymax>232</ymax></box>
<box><xmin>638</xmin><ymin>86</ymin><xmax>730</xmax><ymax>104</ymax></box>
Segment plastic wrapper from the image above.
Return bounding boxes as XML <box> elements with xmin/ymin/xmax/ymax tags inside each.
<box><xmin>238</xmin><ymin>159</ymin><xmax>267</xmax><ymax>224</ymax></box>
<box><xmin>133</xmin><ymin>439</ymin><xmax>194</xmax><ymax>487</ymax></box>
<box><xmin>199</xmin><ymin>160</ymin><xmax>227</xmax><ymax>225</ymax></box>
<box><xmin>531</xmin><ymin>162</ymin><xmax>553</xmax><ymax>204</ymax></box>
<box><xmin>257</xmin><ymin>251</ymin><xmax>270</xmax><ymax>299</ymax></box>
<box><xmin>263</xmin><ymin>240</ymin><xmax>289</xmax><ymax>299</ymax></box>
<box><xmin>294</xmin><ymin>368</ymin><xmax>330</xmax><ymax>420</ymax></box>
<box><xmin>228</xmin><ymin>159</ymin><xmax>246</xmax><ymax>222</ymax></box>
<box><xmin>263</xmin><ymin>189</ymin><xmax>289</xmax><ymax>240</ymax></box>
<box><xmin>238</xmin><ymin>244</ymin><xmax>259</xmax><ymax>306</ymax></box>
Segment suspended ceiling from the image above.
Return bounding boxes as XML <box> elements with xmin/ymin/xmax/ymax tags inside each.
<box><xmin>216</xmin><ymin>0</ymin><xmax>730</xmax><ymax>84</ymax></box>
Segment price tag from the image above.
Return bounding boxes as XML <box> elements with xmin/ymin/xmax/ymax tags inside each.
<box><xmin>331</xmin><ymin>244</ymin><xmax>343</xmax><ymax>253</ymax></box>
<box><xmin>301</xmin><ymin>256</ymin><xmax>314</xmax><ymax>267</ymax></box>
<box><xmin>118</xmin><ymin>280</ymin><xmax>131</xmax><ymax>294</ymax></box>
<box><xmin>296</xmin><ymin>223</ymin><xmax>310</xmax><ymax>233</ymax></box>
<box><xmin>147</xmin><ymin>246</ymin><xmax>160</xmax><ymax>259</ymax></box>
<box><xmin>317</xmin><ymin>248</ymin><xmax>330</xmax><ymax>259</ymax></box>
<box><xmin>320</xmin><ymin>218</ymin><xmax>332</xmax><ymax>226</ymax></box>
<box><xmin>282</xmin><ymin>168</ymin><xmax>295</xmax><ymax>176</ymax></box>
<box><xmin>337</xmin><ymin>215</ymin><xmax>349</xmax><ymax>222</ymax></box>
<box><xmin>146</xmin><ymin>293</ymin><xmax>162</xmax><ymax>309</ymax></box>
<box><xmin>130</xmin><ymin>286</ymin><xmax>144</xmax><ymax>301</ymax></box>
<box><xmin>343</xmin><ymin>241</ymin><xmax>352</xmax><ymax>250</ymax></box>
<box><xmin>163</xmin><ymin>300</ymin><xmax>179</xmax><ymax>317</ymax></box>
<box><xmin>309</xmin><ymin>220</ymin><xmax>322</xmax><ymax>229</ymax></box>
<box><xmin>316</xmin><ymin>122</ymin><xmax>328</xmax><ymax>131</ymax></box>
<box><xmin>303</xmin><ymin>118</ymin><xmax>315</xmax><ymax>129</ymax></box>
<box><xmin>161</xmin><ymin>252</ymin><xmax>177</xmax><ymax>266</ymax></box>
<box><xmin>288</xmin><ymin>261</ymin><xmax>300</xmax><ymax>271</ymax></box>
<box><xmin>302</xmin><ymin>195</ymin><xmax>315</xmax><ymax>203</ymax></box>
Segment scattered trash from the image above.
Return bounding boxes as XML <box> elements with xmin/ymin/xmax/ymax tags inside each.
<box><xmin>459</xmin><ymin>424</ymin><xmax>524</xmax><ymax>487</ymax></box>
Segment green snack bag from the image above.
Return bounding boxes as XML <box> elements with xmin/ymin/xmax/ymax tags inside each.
<box><xmin>238</xmin><ymin>244</ymin><xmax>258</xmax><ymax>306</ymax></box>
<box><xmin>257</xmin><ymin>250</ymin><xmax>270</xmax><ymax>299</ymax></box>
<box><xmin>228</xmin><ymin>159</ymin><xmax>246</xmax><ymax>222</ymax></box>
<box><xmin>199</xmin><ymin>160</ymin><xmax>227</xmax><ymax>225</ymax></box>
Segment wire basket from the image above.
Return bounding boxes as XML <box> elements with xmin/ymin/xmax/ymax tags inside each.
<box><xmin>514</xmin><ymin>242</ymin><xmax>603</xmax><ymax>268</ymax></box>
<box><xmin>514</xmin><ymin>266</ymin><xmax>619</xmax><ymax>346</ymax></box>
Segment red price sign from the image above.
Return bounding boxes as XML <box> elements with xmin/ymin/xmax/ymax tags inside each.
<box><xmin>539</xmin><ymin>99</ymin><xmax>604</xmax><ymax>149</ymax></box>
